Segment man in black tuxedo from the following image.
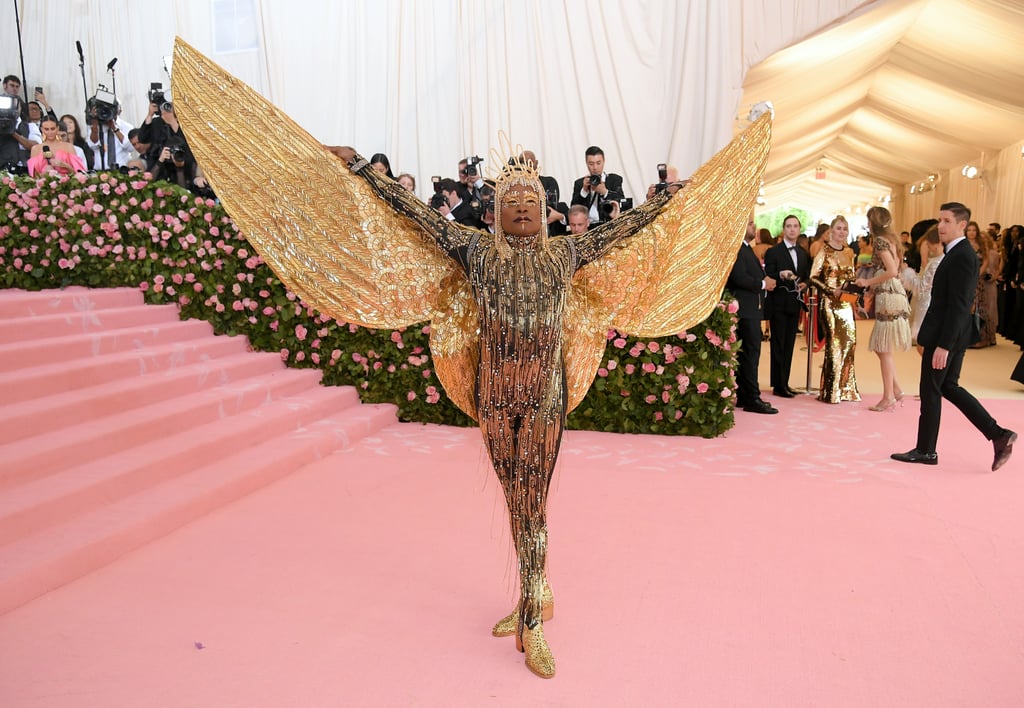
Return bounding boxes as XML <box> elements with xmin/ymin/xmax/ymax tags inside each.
<box><xmin>522</xmin><ymin>149</ymin><xmax>569</xmax><ymax>236</ymax></box>
<box><xmin>727</xmin><ymin>218</ymin><xmax>778</xmax><ymax>413</ymax></box>
<box><xmin>435</xmin><ymin>178</ymin><xmax>481</xmax><ymax>228</ymax></box>
<box><xmin>571</xmin><ymin>146</ymin><xmax>624</xmax><ymax>225</ymax></box>
<box><xmin>892</xmin><ymin>202</ymin><xmax>1016</xmax><ymax>470</ymax></box>
<box><xmin>763</xmin><ymin>215</ymin><xmax>811</xmax><ymax>398</ymax></box>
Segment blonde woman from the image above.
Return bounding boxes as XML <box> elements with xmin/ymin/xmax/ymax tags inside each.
<box><xmin>809</xmin><ymin>216</ymin><xmax>859</xmax><ymax>402</ymax></box>
<box><xmin>855</xmin><ymin>206</ymin><xmax>911</xmax><ymax>410</ymax></box>
<box><xmin>904</xmin><ymin>225</ymin><xmax>943</xmax><ymax>353</ymax></box>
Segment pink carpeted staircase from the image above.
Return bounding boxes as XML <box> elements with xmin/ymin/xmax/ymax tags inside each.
<box><xmin>0</xmin><ymin>287</ymin><xmax>396</xmax><ymax>615</ymax></box>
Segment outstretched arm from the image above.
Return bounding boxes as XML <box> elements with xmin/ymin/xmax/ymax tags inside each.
<box><xmin>326</xmin><ymin>146</ymin><xmax>475</xmax><ymax>264</ymax></box>
<box><xmin>570</xmin><ymin>188</ymin><xmax>673</xmax><ymax>270</ymax></box>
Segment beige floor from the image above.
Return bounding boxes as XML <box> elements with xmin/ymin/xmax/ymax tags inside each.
<box><xmin>762</xmin><ymin>320</ymin><xmax>1024</xmax><ymax>401</ymax></box>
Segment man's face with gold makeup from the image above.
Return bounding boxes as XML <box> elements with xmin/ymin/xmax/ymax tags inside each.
<box><xmin>500</xmin><ymin>185</ymin><xmax>542</xmax><ymax>238</ymax></box>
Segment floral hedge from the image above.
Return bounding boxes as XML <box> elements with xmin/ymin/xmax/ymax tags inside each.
<box><xmin>0</xmin><ymin>172</ymin><xmax>738</xmax><ymax>437</ymax></box>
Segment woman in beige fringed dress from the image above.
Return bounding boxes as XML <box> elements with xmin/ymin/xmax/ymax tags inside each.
<box><xmin>856</xmin><ymin>206</ymin><xmax>912</xmax><ymax>411</ymax></box>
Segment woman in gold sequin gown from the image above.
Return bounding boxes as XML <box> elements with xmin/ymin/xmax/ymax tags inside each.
<box><xmin>856</xmin><ymin>207</ymin><xmax>911</xmax><ymax>411</ymax></box>
<box><xmin>809</xmin><ymin>216</ymin><xmax>860</xmax><ymax>403</ymax></box>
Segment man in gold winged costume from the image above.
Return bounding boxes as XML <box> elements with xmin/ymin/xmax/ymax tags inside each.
<box><xmin>171</xmin><ymin>38</ymin><xmax>771</xmax><ymax>679</ymax></box>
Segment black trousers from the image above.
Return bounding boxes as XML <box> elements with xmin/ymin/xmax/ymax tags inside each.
<box><xmin>769</xmin><ymin>309</ymin><xmax>799</xmax><ymax>391</ymax></box>
<box><xmin>916</xmin><ymin>346</ymin><xmax>1000</xmax><ymax>453</ymax></box>
<box><xmin>735</xmin><ymin>316</ymin><xmax>763</xmax><ymax>404</ymax></box>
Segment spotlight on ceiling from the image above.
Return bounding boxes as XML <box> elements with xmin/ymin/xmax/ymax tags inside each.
<box><xmin>962</xmin><ymin>165</ymin><xmax>980</xmax><ymax>179</ymax></box>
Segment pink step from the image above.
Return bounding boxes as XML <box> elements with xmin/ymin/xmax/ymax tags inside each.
<box><xmin>0</xmin><ymin>331</ymin><xmax>250</xmax><ymax>405</ymax></box>
<box><xmin>0</xmin><ymin>318</ymin><xmax>214</xmax><ymax>372</ymax></box>
<box><xmin>0</xmin><ymin>287</ymin><xmax>143</xmax><ymax>319</ymax></box>
<box><xmin>0</xmin><ymin>372</ymin><xmax>357</xmax><ymax>489</ymax></box>
<box><xmin>0</xmin><ymin>286</ymin><xmax>398</xmax><ymax>617</ymax></box>
<box><xmin>0</xmin><ymin>403</ymin><xmax>397</xmax><ymax>615</ymax></box>
<box><xmin>0</xmin><ymin>352</ymin><xmax>298</xmax><ymax>446</ymax></box>
<box><xmin>0</xmin><ymin>303</ymin><xmax>181</xmax><ymax>345</ymax></box>
<box><xmin>0</xmin><ymin>383</ymin><xmax>365</xmax><ymax>544</ymax></box>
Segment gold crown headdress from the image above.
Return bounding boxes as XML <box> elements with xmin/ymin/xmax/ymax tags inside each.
<box><xmin>486</xmin><ymin>131</ymin><xmax>548</xmax><ymax>256</ymax></box>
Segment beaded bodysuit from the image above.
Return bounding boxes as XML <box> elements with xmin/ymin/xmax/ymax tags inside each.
<box><xmin>170</xmin><ymin>37</ymin><xmax>772</xmax><ymax>676</ymax></box>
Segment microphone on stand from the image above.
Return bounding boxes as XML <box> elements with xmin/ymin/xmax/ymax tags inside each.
<box><xmin>76</xmin><ymin>41</ymin><xmax>84</xmax><ymax>63</ymax></box>
<box><xmin>107</xmin><ymin>57</ymin><xmax>118</xmax><ymax>71</ymax></box>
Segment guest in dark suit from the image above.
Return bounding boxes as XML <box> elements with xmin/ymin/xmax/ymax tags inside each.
<box><xmin>522</xmin><ymin>150</ymin><xmax>569</xmax><ymax>236</ymax></box>
<box><xmin>892</xmin><ymin>202</ymin><xmax>1016</xmax><ymax>470</ymax></box>
<box><xmin>763</xmin><ymin>214</ymin><xmax>811</xmax><ymax>398</ymax></box>
<box><xmin>434</xmin><ymin>178</ymin><xmax>481</xmax><ymax>228</ymax></box>
<box><xmin>727</xmin><ymin>218</ymin><xmax>778</xmax><ymax>413</ymax></box>
<box><xmin>571</xmin><ymin>146</ymin><xmax>624</xmax><ymax>225</ymax></box>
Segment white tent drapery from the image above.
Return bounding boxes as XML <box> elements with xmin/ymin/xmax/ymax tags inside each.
<box><xmin>3</xmin><ymin>0</ymin><xmax>1022</xmax><ymax>227</ymax></box>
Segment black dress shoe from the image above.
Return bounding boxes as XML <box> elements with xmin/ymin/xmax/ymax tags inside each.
<box><xmin>773</xmin><ymin>388</ymin><xmax>795</xmax><ymax>398</ymax></box>
<box><xmin>743</xmin><ymin>400</ymin><xmax>778</xmax><ymax>414</ymax></box>
<box><xmin>786</xmin><ymin>387</ymin><xmax>802</xmax><ymax>396</ymax></box>
<box><xmin>890</xmin><ymin>449</ymin><xmax>938</xmax><ymax>465</ymax></box>
<box><xmin>992</xmin><ymin>429</ymin><xmax>1017</xmax><ymax>471</ymax></box>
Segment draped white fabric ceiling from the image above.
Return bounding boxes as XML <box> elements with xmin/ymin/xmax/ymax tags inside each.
<box><xmin>2</xmin><ymin>0</ymin><xmax>1022</xmax><ymax>225</ymax></box>
<box><xmin>741</xmin><ymin>0</ymin><xmax>1024</xmax><ymax>220</ymax></box>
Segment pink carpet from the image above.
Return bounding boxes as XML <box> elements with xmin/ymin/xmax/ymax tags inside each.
<box><xmin>1</xmin><ymin>394</ymin><xmax>1023</xmax><ymax>706</ymax></box>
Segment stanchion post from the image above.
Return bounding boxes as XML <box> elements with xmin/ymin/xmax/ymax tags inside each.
<box><xmin>804</xmin><ymin>289</ymin><xmax>818</xmax><ymax>394</ymax></box>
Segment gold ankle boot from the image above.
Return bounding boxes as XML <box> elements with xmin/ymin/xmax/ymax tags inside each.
<box><xmin>516</xmin><ymin>622</ymin><xmax>556</xmax><ymax>679</ymax></box>
<box><xmin>491</xmin><ymin>583</ymin><xmax>554</xmax><ymax>637</ymax></box>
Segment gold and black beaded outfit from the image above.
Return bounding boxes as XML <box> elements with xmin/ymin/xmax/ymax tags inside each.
<box><xmin>171</xmin><ymin>37</ymin><xmax>772</xmax><ymax>669</ymax></box>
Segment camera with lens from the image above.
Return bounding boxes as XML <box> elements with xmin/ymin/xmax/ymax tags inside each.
<box><xmin>464</xmin><ymin>155</ymin><xmax>483</xmax><ymax>177</ymax></box>
<box><xmin>162</xmin><ymin>136</ymin><xmax>188</xmax><ymax>164</ymax></box>
<box><xmin>86</xmin><ymin>85</ymin><xmax>118</xmax><ymax>123</ymax></box>
<box><xmin>600</xmin><ymin>197</ymin><xmax>632</xmax><ymax>221</ymax></box>
<box><xmin>0</xmin><ymin>94</ymin><xmax>19</xmax><ymax>135</ymax></box>
<box><xmin>429</xmin><ymin>191</ymin><xmax>449</xmax><ymax>210</ymax></box>
<box><xmin>654</xmin><ymin>163</ymin><xmax>669</xmax><ymax>194</ymax></box>
<box><xmin>147</xmin><ymin>82</ymin><xmax>166</xmax><ymax>107</ymax></box>
<box><xmin>589</xmin><ymin>172</ymin><xmax>602</xmax><ymax>188</ymax></box>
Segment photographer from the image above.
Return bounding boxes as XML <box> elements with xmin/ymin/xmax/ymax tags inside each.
<box><xmin>458</xmin><ymin>155</ymin><xmax>486</xmax><ymax>204</ymax></box>
<box><xmin>571</xmin><ymin>145</ymin><xmax>625</xmax><ymax>225</ymax></box>
<box><xmin>522</xmin><ymin>149</ymin><xmax>569</xmax><ymax>235</ymax></box>
<box><xmin>644</xmin><ymin>164</ymin><xmax>685</xmax><ymax>202</ymax></box>
<box><xmin>138</xmin><ymin>94</ymin><xmax>177</xmax><ymax>167</ymax></box>
<box><xmin>0</xmin><ymin>92</ymin><xmax>36</xmax><ymax>170</ymax></box>
<box><xmin>432</xmin><ymin>177</ymin><xmax>480</xmax><ymax>228</ymax></box>
<box><xmin>86</xmin><ymin>102</ymin><xmax>133</xmax><ymax>170</ymax></box>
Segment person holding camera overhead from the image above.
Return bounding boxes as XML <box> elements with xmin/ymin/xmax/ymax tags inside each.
<box><xmin>86</xmin><ymin>103</ymin><xmax>133</xmax><ymax>170</ymax></box>
<box><xmin>763</xmin><ymin>214</ymin><xmax>811</xmax><ymax>398</ymax></box>
<box><xmin>571</xmin><ymin>145</ymin><xmax>624</xmax><ymax>225</ymax></box>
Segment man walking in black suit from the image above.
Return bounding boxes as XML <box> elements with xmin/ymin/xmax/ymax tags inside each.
<box><xmin>763</xmin><ymin>214</ymin><xmax>811</xmax><ymax>398</ymax></box>
<box><xmin>727</xmin><ymin>218</ymin><xmax>778</xmax><ymax>413</ymax></box>
<box><xmin>892</xmin><ymin>202</ymin><xmax>1016</xmax><ymax>470</ymax></box>
<box><xmin>571</xmin><ymin>146</ymin><xmax>624</xmax><ymax>225</ymax></box>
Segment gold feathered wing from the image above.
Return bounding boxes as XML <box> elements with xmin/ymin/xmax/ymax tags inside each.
<box><xmin>561</xmin><ymin>113</ymin><xmax>772</xmax><ymax>412</ymax></box>
<box><xmin>172</xmin><ymin>37</ymin><xmax>769</xmax><ymax>420</ymax></box>
<box><xmin>171</xmin><ymin>38</ymin><xmax>482</xmax><ymax>420</ymax></box>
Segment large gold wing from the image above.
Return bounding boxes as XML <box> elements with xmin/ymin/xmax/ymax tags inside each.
<box><xmin>561</xmin><ymin>114</ymin><xmax>772</xmax><ymax>411</ymax></box>
<box><xmin>172</xmin><ymin>38</ymin><xmax>481</xmax><ymax>420</ymax></box>
<box><xmin>171</xmin><ymin>37</ymin><xmax>463</xmax><ymax>330</ymax></box>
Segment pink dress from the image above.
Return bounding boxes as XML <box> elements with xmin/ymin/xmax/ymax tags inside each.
<box><xmin>27</xmin><ymin>149</ymin><xmax>86</xmax><ymax>177</ymax></box>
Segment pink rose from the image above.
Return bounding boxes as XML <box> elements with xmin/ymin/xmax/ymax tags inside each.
<box><xmin>697</xmin><ymin>382</ymin><xmax>709</xmax><ymax>394</ymax></box>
